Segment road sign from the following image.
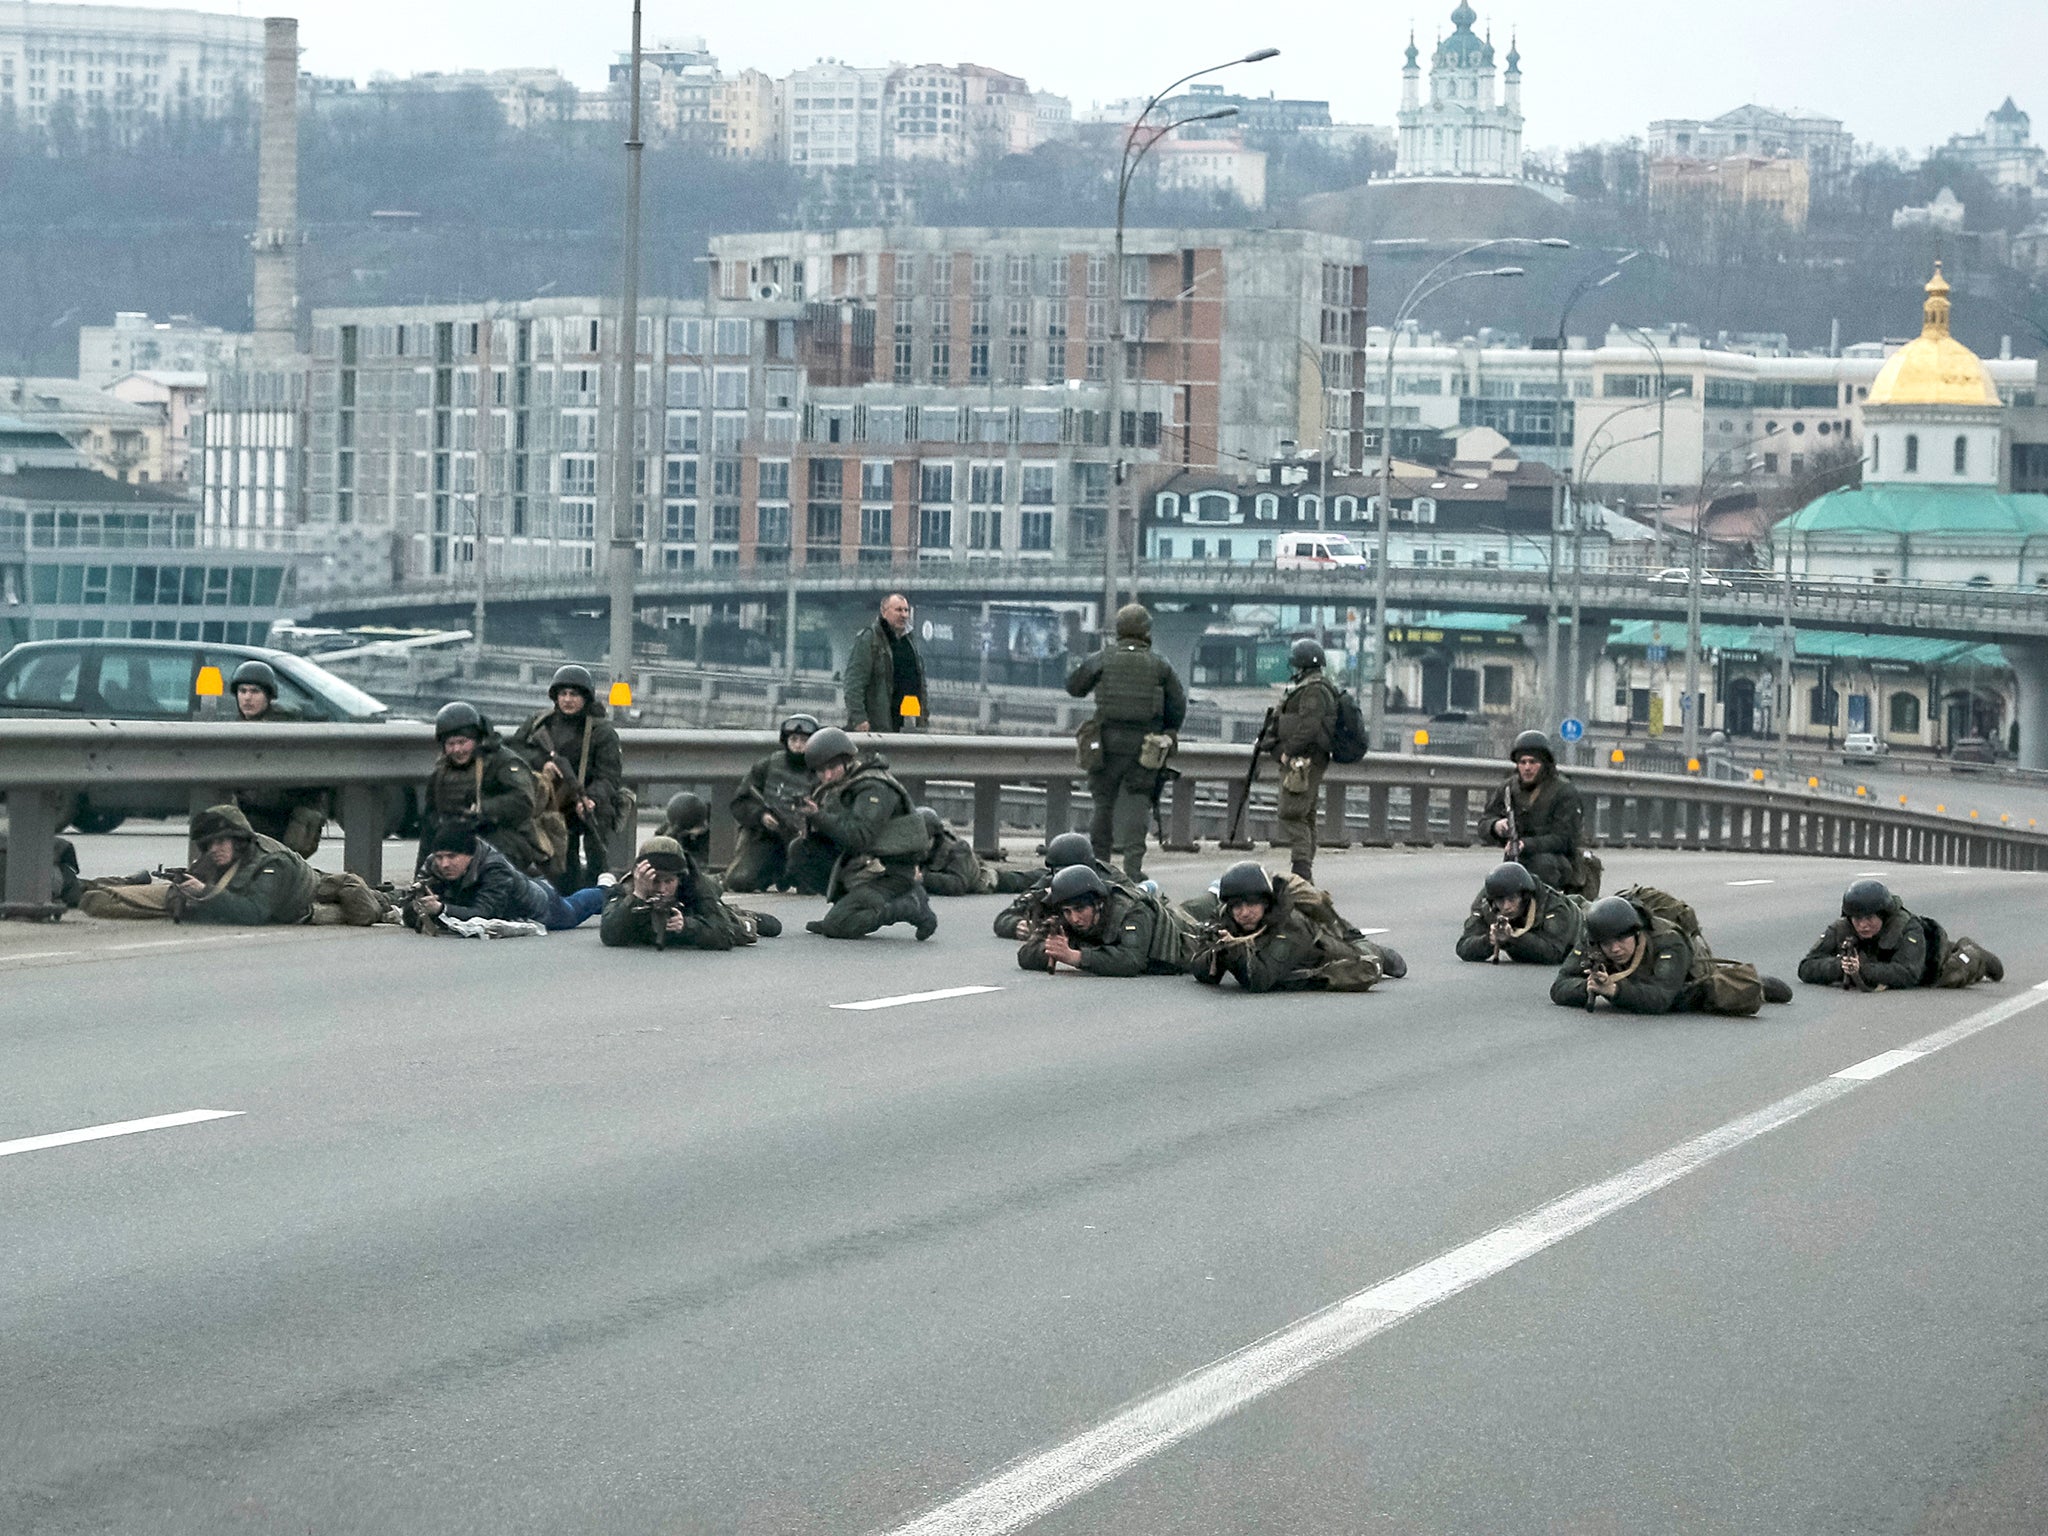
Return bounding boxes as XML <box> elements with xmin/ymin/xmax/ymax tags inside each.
<box><xmin>1645</xmin><ymin>644</ymin><xmax>1668</xmax><ymax>662</ymax></box>
<box><xmin>1559</xmin><ymin>717</ymin><xmax>1585</xmax><ymax>742</ymax></box>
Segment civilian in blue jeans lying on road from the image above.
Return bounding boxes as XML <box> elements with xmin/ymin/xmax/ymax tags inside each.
<box><xmin>400</xmin><ymin>817</ymin><xmax>607</xmax><ymax>933</ymax></box>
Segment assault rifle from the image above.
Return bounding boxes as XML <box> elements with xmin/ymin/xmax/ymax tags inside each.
<box><xmin>1838</xmin><ymin>937</ymin><xmax>1860</xmax><ymax>991</ymax></box>
<box><xmin>152</xmin><ymin>864</ymin><xmax>191</xmax><ymax>884</ymax></box>
<box><xmin>649</xmin><ymin>892</ymin><xmax>679</xmax><ymax>950</ymax></box>
<box><xmin>1584</xmin><ymin>957</ymin><xmax>1609</xmax><ymax>1010</ymax></box>
<box><xmin>1225</xmin><ymin>708</ymin><xmax>1279</xmax><ymax>846</ymax></box>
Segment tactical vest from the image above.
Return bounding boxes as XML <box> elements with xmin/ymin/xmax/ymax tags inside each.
<box><xmin>1093</xmin><ymin>642</ymin><xmax>1168</xmax><ymax>728</ymax></box>
<box><xmin>835</xmin><ymin>761</ymin><xmax>929</xmax><ymax>860</ymax></box>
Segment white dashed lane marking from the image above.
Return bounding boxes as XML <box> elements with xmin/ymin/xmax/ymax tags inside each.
<box><xmin>833</xmin><ymin>986</ymin><xmax>1004</xmax><ymax>1012</ymax></box>
<box><xmin>0</xmin><ymin>1109</ymin><xmax>244</xmax><ymax>1161</ymax></box>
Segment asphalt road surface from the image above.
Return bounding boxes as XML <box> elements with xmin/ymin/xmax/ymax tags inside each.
<box><xmin>4</xmin><ymin>844</ymin><xmax>2046</xmax><ymax>1535</ymax></box>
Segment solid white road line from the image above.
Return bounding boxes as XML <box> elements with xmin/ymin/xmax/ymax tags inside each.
<box><xmin>0</xmin><ymin>1108</ymin><xmax>243</xmax><ymax>1160</ymax></box>
<box><xmin>878</xmin><ymin>985</ymin><xmax>2048</xmax><ymax>1536</ymax></box>
<box><xmin>833</xmin><ymin>986</ymin><xmax>1004</xmax><ymax>1013</ymax></box>
<box><xmin>1725</xmin><ymin>879</ymin><xmax>1776</xmax><ymax>887</ymax></box>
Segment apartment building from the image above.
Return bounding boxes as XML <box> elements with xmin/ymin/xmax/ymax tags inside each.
<box><xmin>1</xmin><ymin>375</ymin><xmax>164</xmax><ymax>483</ymax></box>
<box><xmin>1646</xmin><ymin>105</ymin><xmax>1855</xmax><ymax>194</ymax></box>
<box><xmin>708</xmin><ymin>226</ymin><xmax>1371</xmax><ymax>474</ymax></box>
<box><xmin>0</xmin><ymin>1</ymin><xmax>264</xmax><ymax>133</ymax></box>
<box><xmin>711</xmin><ymin>68</ymin><xmax>780</xmax><ymax>159</ymax></box>
<box><xmin>78</xmin><ymin>312</ymin><xmax>251</xmax><ymax>388</ymax></box>
<box><xmin>783</xmin><ymin>60</ymin><xmax>889</xmax><ymax>167</ymax></box>
<box><xmin>1360</xmin><ymin>327</ymin><xmax>2042</xmax><ymax>493</ymax></box>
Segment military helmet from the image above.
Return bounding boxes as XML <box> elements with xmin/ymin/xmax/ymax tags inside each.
<box><xmin>779</xmin><ymin>712</ymin><xmax>821</xmax><ymax>744</ymax></box>
<box><xmin>663</xmin><ymin>791</ymin><xmax>708</xmax><ymax>828</ymax></box>
<box><xmin>435</xmin><ymin>700</ymin><xmax>485</xmax><ymax>741</ymax></box>
<box><xmin>1288</xmin><ymin>637</ymin><xmax>1325</xmax><ymax>672</ymax></box>
<box><xmin>1841</xmin><ymin>879</ymin><xmax>1892</xmax><ymax>919</ymax></box>
<box><xmin>549</xmin><ymin>663</ymin><xmax>595</xmax><ymax>701</ymax></box>
<box><xmin>917</xmin><ymin>806</ymin><xmax>946</xmax><ymax>834</ymax></box>
<box><xmin>231</xmin><ymin>659</ymin><xmax>278</xmax><ymax>699</ymax></box>
<box><xmin>1044</xmin><ymin>831</ymin><xmax>1096</xmax><ymax>870</ymax></box>
<box><xmin>1114</xmin><ymin>602</ymin><xmax>1153</xmax><ymax>641</ymax></box>
<box><xmin>1509</xmin><ymin>729</ymin><xmax>1555</xmax><ymax>766</ymax></box>
<box><xmin>189</xmin><ymin>803</ymin><xmax>255</xmax><ymax>844</ymax></box>
<box><xmin>1216</xmin><ymin>860</ymin><xmax>1276</xmax><ymax>904</ymax></box>
<box><xmin>1047</xmin><ymin>863</ymin><xmax>1109</xmax><ymax>909</ymax></box>
<box><xmin>803</xmin><ymin>726</ymin><xmax>858</xmax><ymax>771</ymax></box>
<box><xmin>1483</xmin><ymin>862</ymin><xmax>1538</xmax><ymax>901</ymax></box>
<box><xmin>1584</xmin><ymin>895</ymin><xmax>1646</xmax><ymax>945</ymax></box>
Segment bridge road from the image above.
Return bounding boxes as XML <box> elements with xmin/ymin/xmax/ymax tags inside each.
<box><xmin>3</xmin><ymin>847</ymin><xmax>2046</xmax><ymax>1534</ymax></box>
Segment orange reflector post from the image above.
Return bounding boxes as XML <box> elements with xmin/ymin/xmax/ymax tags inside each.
<box><xmin>900</xmin><ymin>694</ymin><xmax>923</xmax><ymax>719</ymax></box>
<box><xmin>1970</xmin><ymin>810</ymin><xmax>1980</xmax><ymax>820</ymax></box>
<box><xmin>194</xmin><ymin>666</ymin><xmax>224</xmax><ymax>697</ymax></box>
<box><xmin>1686</xmin><ymin>757</ymin><xmax>1701</xmax><ymax>773</ymax></box>
<box><xmin>1807</xmin><ymin>776</ymin><xmax>1820</xmax><ymax>789</ymax></box>
<box><xmin>1936</xmin><ymin>804</ymin><xmax>1946</xmax><ymax>813</ymax></box>
<box><xmin>1855</xmin><ymin>785</ymin><xmax>1867</xmax><ymax>797</ymax></box>
<box><xmin>608</xmin><ymin>681</ymin><xmax>633</xmax><ymax>708</ymax></box>
<box><xmin>1412</xmin><ymin>728</ymin><xmax>1430</xmax><ymax>747</ymax></box>
<box><xmin>1751</xmin><ymin>767</ymin><xmax>1766</xmax><ymax>782</ymax></box>
<box><xmin>1609</xmin><ymin>748</ymin><xmax>1625</xmax><ymax>765</ymax></box>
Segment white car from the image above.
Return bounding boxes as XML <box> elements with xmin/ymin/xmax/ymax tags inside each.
<box><xmin>1275</xmin><ymin>533</ymin><xmax>1369</xmax><ymax>570</ymax></box>
<box><xmin>1646</xmin><ymin>567</ymin><xmax>1734</xmax><ymax>589</ymax></box>
<box><xmin>1841</xmin><ymin>732</ymin><xmax>1889</xmax><ymax>759</ymax></box>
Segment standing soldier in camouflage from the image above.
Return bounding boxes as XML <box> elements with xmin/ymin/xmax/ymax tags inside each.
<box><xmin>1797</xmin><ymin>879</ymin><xmax>2004</xmax><ymax>991</ymax></box>
<box><xmin>726</xmin><ymin>713</ymin><xmax>825</xmax><ymax>894</ymax></box>
<box><xmin>1066</xmin><ymin>602</ymin><xmax>1187</xmax><ymax>882</ymax></box>
<box><xmin>799</xmin><ymin>727</ymin><xmax>938</xmax><ymax>940</ymax></box>
<box><xmin>1262</xmin><ymin>637</ymin><xmax>1340</xmax><ymax>882</ymax></box>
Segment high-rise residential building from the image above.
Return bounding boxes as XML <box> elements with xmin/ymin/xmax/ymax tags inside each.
<box><xmin>783</xmin><ymin>60</ymin><xmax>890</xmax><ymax>167</ymax></box>
<box><xmin>710</xmin><ymin>226</ymin><xmax>1370</xmax><ymax>474</ymax></box>
<box><xmin>1395</xmin><ymin>3</ymin><xmax>1524</xmax><ymax>181</ymax></box>
<box><xmin>1647</xmin><ymin>105</ymin><xmax>1856</xmax><ymax>195</ymax></box>
<box><xmin>78</xmin><ymin>312</ymin><xmax>251</xmax><ymax>388</ymax></box>
<box><xmin>0</xmin><ymin>2</ymin><xmax>265</xmax><ymax>134</ymax></box>
<box><xmin>711</xmin><ymin>68</ymin><xmax>780</xmax><ymax>159</ymax></box>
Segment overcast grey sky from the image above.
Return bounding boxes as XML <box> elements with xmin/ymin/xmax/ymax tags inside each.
<box><xmin>175</xmin><ymin>0</ymin><xmax>2042</xmax><ymax>156</ymax></box>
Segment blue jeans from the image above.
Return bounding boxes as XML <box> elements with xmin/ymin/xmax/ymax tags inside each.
<box><xmin>541</xmin><ymin>883</ymin><xmax>607</xmax><ymax>931</ymax></box>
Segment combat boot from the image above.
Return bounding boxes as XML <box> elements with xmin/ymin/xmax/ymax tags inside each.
<box><xmin>1291</xmin><ymin>859</ymin><xmax>1315</xmax><ymax>884</ymax></box>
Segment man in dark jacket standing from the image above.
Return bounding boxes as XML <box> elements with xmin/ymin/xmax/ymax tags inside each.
<box><xmin>1067</xmin><ymin>602</ymin><xmax>1187</xmax><ymax>881</ymax></box>
<box><xmin>1797</xmin><ymin>879</ymin><xmax>2003</xmax><ymax>990</ymax></box>
<box><xmin>1262</xmin><ymin>637</ymin><xmax>1340</xmax><ymax>881</ymax></box>
<box><xmin>419</xmin><ymin>701</ymin><xmax>551</xmax><ymax>876</ymax></box>
<box><xmin>800</xmin><ymin>727</ymin><xmax>938</xmax><ymax>939</ymax></box>
<box><xmin>844</xmin><ymin>593</ymin><xmax>926</xmax><ymax>732</ymax></box>
<box><xmin>1482</xmin><ymin>730</ymin><xmax>1590</xmax><ymax>895</ymax></box>
<box><xmin>510</xmin><ymin>664</ymin><xmax>626</xmax><ymax>891</ymax></box>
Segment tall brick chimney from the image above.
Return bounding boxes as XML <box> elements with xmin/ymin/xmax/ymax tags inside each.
<box><xmin>252</xmin><ymin>16</ymin><xmax>299</xmax><ymax>360</ymax></box>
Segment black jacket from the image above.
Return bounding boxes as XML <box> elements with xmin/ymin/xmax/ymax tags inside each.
<box><xmin>406</xmin><ymin>840</ymin><xmax>550</xmax><ymax>928</ymax></box>
<box><xmin>1481</xmin><ymin>765</ymin><xmax>1585</xmax><ymax>888</ymax></box>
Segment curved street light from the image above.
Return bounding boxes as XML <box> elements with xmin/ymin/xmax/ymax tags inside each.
<box><xmin>1102</xmin><ymin>49</ymin><xmax>1278</xmax><ymax>625</ymax></box>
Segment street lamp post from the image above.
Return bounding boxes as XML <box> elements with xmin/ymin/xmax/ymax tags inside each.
<box><xmin>1552</xmin><ymin>254</ymin><xmax>1635</xmax><ymax>733</ymax></box>
<box><xmin>1368</xmin><ymin>236</ymin><xmax>1567</xmax><ymax>741</ymax></box>
<box><xmin>605</xmin><ymin>0</ymin><xmax>647</xmax><ymax>694</ymax></box>
<box><xmin>1103</xmin><ymin>48</ymin><xmax>1277</xmax><ymax>633</ymax></box>
<box><xmin>1614</xmin><ymin>323</ymin><xmax>1670</xmax><ymax>566</ymax></box>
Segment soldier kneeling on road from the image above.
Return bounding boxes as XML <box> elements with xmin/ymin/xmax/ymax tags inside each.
<box><xmin>992</xmin><ymin>831</ymin><xmax>1134</xmax><ymax>940</ymax></box>
<box><xmin>1017</xmin><ymin>864</ymin><xmax>1188</xmax><ymax>976</ymax></box>
<box><xmin>81</xmin><ymin>804</ymin><xmax>317</xmax><ymax>925</ymax></box>
<box><xmin>919</xmin><ymin>807</ymin><xmax>1035</xmax><ymax>898</ymax></box>
<box><xmin>1796</xmin><ymin>879</ymin><xmax>2003</xmax><ymax>992</ymax></box>
<box><xmin>600</xmin><ymin>835</ymin><xmax>780</xmax><ymax>950</ymax></box>
<box><xmin>1456</xmin><ymin>861</ymin><xmax>1586</xmax><ymax>965</ymax></box>
<box><xmin>799</xmin><ymin>727</ymin><xmax>938</xmax><ymax>941</ymax></box>
<box><xmin>1189</xmin><ymin>861</ymin><xmax>1385</xmax><ymax>993</ymax></box>
<box><xmin>400</xmin><ymin>817</ymin><xmax>607</xmax><ymax>934</ymax></box>
<box><xmin>1552</xmin><ymin>889</ymin><xmax>1792</xmax><ymax>1016</ymax></box>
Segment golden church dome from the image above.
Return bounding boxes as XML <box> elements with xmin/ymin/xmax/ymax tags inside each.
<box><xmin>1866</xmin><ymin>263</ymin><xmax>2001</xmax><ymax>408</ymax></box>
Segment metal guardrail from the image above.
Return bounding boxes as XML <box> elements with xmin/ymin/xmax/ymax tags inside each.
<box><xmin>303</xmin><ymin>559</ymin><xmax>2048</xmax><ymax>644</ymax></box>
<box><xmin>6</xmin><ymin>722</ymin><xmax>2047</xmax><ymax>906</ymax></box>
